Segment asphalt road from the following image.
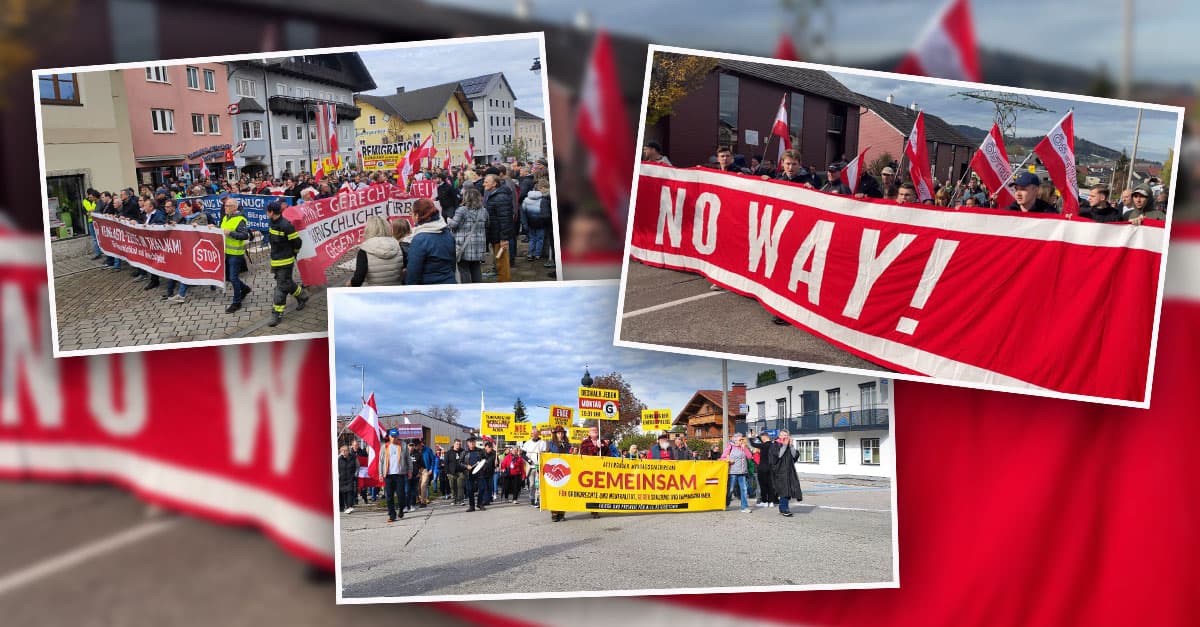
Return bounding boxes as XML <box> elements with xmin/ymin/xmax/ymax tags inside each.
<box><xmin>340</xmin><ymin>475</ymin><xmax>894</xmax><ymax>599</ymax></box>
<box><xmin>0</xmin><ymin>482</ymin><xmax>469</xmax><ymax>626</ymax></box>
<box><xmin>619</xmin><ymin>262</ymin><xmax>891</xmax><ymax>372</ymax></box>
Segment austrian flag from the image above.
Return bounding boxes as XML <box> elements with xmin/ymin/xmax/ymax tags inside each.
<box><xmin>840</xmin><ymin>146</ymin><xmax>869</xmax><ymax>193</ymax></box>
<box><xmin>970</xmin><ymin>123</ymin><xmax>1017</xmax><ymax>208</ymax></box>
<box><xmin>346</xmin><ymin>393</ymin><xmax>384</xmax><ymax>481</ymax></box>
<box><xmin>771</xmin><ymin>93</ymin><xmax>792</xmax><ymax>162</ymax></box>
<box><xmin>1034</xmin><ymin>111</ymin><xmax>1080</xmax><ymax>216</ymax></box>
<box><xmin>904</xmin><ymin>112</ymin><xmax>936</xmax><ymax>201</ymax></box>
<box><xmin>896</xmin><ymin>0</ymin><xmax>980</xmax><ymax>81</ymax></box>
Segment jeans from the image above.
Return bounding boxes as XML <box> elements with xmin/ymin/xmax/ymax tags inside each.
<box><xmin>528</xmin><ymin>226</ymin><xmax>545</xmax><ymax>258</ymax></box>
<box><xmin>779</xmin><ymin>496</ymin><xmax>791</xmax><ymax>514</ymax></box>
<box><xmin>165</xmin><ymin>279</ymin><xmax>190</xmax><ymax>298</ymax></box>
<box><xmin>729</xmin><ymin>474</ymin><xmax>749</xmax><ymax>509</ymax></box>
<box><xmin>490</xmin><ymin>473</ymin><xmax>499</xmax><ymax>504</ymax></box>
<box><xmin>407</xmin><ymin>475</ymin><xmax>421</xmax><ymax>508</ymax></box>
<box><xmin>383</xmin><ymin>474</ymin><xmax>407</xmax><ymax>519</ymax></box>
<box><xmin>457</xmin><ymin>260</ymin><xmax>482</xmax><ymax>283</ymax></box>
<box><xmin>226</xmin><ymin>254</ymin><xmax>246</xmax><ymax>303</ymax></box>
<box><xmin>88</xmin><ymin>221</ymin><xmax>101</xmax><ymax>256</ymax></box>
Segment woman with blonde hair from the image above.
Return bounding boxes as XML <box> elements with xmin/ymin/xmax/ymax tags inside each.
<box><xmin>347</xmin><ymin>215</ymin><xmax>403</xmax><ymax>286</ymax></box>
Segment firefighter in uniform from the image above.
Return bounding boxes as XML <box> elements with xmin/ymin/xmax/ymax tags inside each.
<box><xmin>264</xmin><ymin>200</ymin><xmax>308</xmax><ymax>326</ymax></box>
<box><xmin>221</xmin><ymin>196</ymin><xmax>252</xmax><ymax>313</ymax></box>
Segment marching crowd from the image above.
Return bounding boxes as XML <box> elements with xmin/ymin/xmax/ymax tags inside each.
<box><xmin>648</xmin><ymin>142</ymin><xmax>1169</xmax><ymax>225</ymax></box>
<box><xmin>78</xmin><ymin>159</ymin><xmax>555</xmax><ymax>323</ymax></box>
<box><xmin>336</xmin><ymin>425</ymin><xmax>808</xmax><ymax>525</ymax></box>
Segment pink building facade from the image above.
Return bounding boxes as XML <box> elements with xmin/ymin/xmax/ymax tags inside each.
<box><xmin>122</xmin><ymin>63</ymin><xmax>234</xmax><ymax>187</ymax></box>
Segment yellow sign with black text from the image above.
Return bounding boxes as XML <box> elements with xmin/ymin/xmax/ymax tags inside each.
<box><xmin>568</xmin><ymin>427</ymin><xmax>591</xmax><ymax>444</ymax></box>
<box><xmin>641</xmin><ymin>409</ymin><xmax>673</xmax><ymax>430</ymax></box>
<box><xmin>548</xmin><ymin>405</ymin><xmax>573</xmax><ymax>427</ymax></box>
<box><xmin>539</xmin><ymin>454</ymin><xmax>727</xmax><ymax>513</ymax></box>
<box><xmin>510</xmin><ymin>422</ymin><xmax>531</xmax><ymax>441</ymax></box>
<box><xmin>481</xmin><ymin>412</ymin><xmax>513</xmax><ymax>437</ymax></box>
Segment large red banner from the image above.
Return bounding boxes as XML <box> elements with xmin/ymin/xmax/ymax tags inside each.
<box><xmin>92</xmin><ymin>213</ymin><xmax>225</xmax><ymax>287</ymax></box>
<box><xmin>627</xmin><ymin>164</ymin><xmax>1166</xmax><ymax>405</ymax></box>
<box><xmin>282</xmin><ymin>182</ymin><xmax>419</xmax><ymax>286</ymax></box>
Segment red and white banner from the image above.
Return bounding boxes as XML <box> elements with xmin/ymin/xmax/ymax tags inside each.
<box><xmin>199</xmin><ymin>158</ymin><xmax>210</xmax><ymax>179</ymax></box>
<box><xmin>1034</xmin><ymin>111</ymin><xmax>1080</xmax><ymax>216</ymax></box>
<box><xmin>771</xmin><ymin>93</ymin><xmax>791</xmax><ymax>163</ymax></box>
<box><xmin>970</xmin><ymin>122</ymin><xmax>1017</xmax><ymax>208</ymax></box>
<box><xmin>345</xmin><ymin>393</ymin><xmax>383</xmax><ymax>482</ymax></box>
<box><xmin>0</xmin><ymin>233</ymin><xmax>334</xmax><ymax>568</ymax></box>
<box><xmin>408</xmin><ymin>179</ymin><xmax>437</xmax><ymax>199</ymax></box>
<box><xmin>904</xmin><ymin>112</ymin><xmax>936</xmax><ymax>202</ymax></box>
<box><xmin>449</xmin><ymin>109</ymin><xmax>460</xmax><ymax>139</ymax></box>
<box><xmin>895</xmin><ymin>0</ymin><xmax>980</xmax><ymax>82</ymax></box>
<box><xmin>464</xmin><ymin>143</ymin><xmax>474</xmax><ymax>164</ymax></box>
<box><xmin>283</xmin><ymin>182</ymin><xmax>419</xmax><ymax>286</ymax></box>
<box><xmin>627</xmin><ymin>164</ymin><xmax>1164</xmax><ymax>404</ymax></box>
<box><xmin>92</xmin><ymin>213</ymin><xmax>225</xmax><ymax>287</ymax></box>
<box><xmin>325</xmin><ymin>103</ymin><xmax>339</xmax><ymax>159</ymax></box>
<box><xmin>577</xmin><ymin>30</ymin><xmax>633</xmax><ymax>235</ymax></box>
<box><xmin>841</xmin><ymin>146</ymin><xmax>869</xmax><ymax>193</ymax></box>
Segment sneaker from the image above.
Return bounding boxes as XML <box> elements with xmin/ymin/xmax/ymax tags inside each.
<box><xmin>543</xmin><ymin>260</ymin><xmax>555</xmax><ymax>268</ymax></box>
<box><xmin>142</xmin><ymin>282</ymin><xmax>158</xmax><ymax>291</ymax></box>
<box><xmin>709</xmin><ymin>284</ymin><xmax>723</xmax><ymax>291</ymax></box>
<box><xmin>741</xmin><ymin>508</ymin><xmax>752</xmax><ymax>513</ymax></box>
<box><xmin>225</xmin><ymin>302</ymin><xmax>241</xmax><ymax>314</ymax></box>
<box><xmin>781</xmin><ymin>511</ymin><xmax>793</xmax><ymax>517</ymax></box>
<box><xmin>773</xmin><ymin>316</ymin><xmax>790</xmax><ymax>326</ymax></box>
<box><xmin>466</xmin><ymin>507</ymin><xmax>475</xmax><ymax>512</ymax></box>
<box><xmin>345</xmin><ymin>507</ymin><xmax>354</xmax><ymax>514</ymax></box>
<box><xmin>387</xmin><ymin>517</ymin><xmax>395</xmax><ymax>523</ymax></box>
<box><xmin>482</xmin><ymin>271</ymin><xmax>497</xmax><ymax>279</ymax></box>
<box><xmin>170</xmin><ymin>295</ymin><xmax>186</xmax><ymax>304</ymax></box>
<box><xmin>160</xmin><ymin>293</ymin><xmax>170</xmax><ymax>300</ymax></box>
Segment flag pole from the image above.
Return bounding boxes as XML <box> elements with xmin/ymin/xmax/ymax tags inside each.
<box><xmin>1125</xmin><ymin>108</ymin><xmax>1143</xmax><ymax>193</ymax></box>
<box><xmin>988</xmin><ymin>151</ymin><xmax>1037</xmax><ymax>204</ymax></box>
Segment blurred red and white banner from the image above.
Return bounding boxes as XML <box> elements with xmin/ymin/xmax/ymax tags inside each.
<box><xmin>93</xmin><ymin>214</ymin><xmax>226</xmax><ymax>288</ymax></box>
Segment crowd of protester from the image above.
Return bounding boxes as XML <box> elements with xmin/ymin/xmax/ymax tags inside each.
<box><xmin>336</xmin><ymin>425</ymin><xmax>809</xmax><ymax>523</ymax></box>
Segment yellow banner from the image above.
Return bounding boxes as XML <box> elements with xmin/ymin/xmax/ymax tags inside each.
<box><xmin>535</xmin><ymin>421</ymin><xmax>552</xmax><ymax>432</ymax></box>
<box><xmin>579</xmin><ymin>386</ymin><xmax>620</xmax><ymax>421</ymax></box>
<box><xmin>510</xmin><ymin>422</ymin><xmax>531</xmax><ymax>441</ymax></box>
<box><xmin>434</xmin><ymin>435</ymin><xmax>450</xmax><ymax>444</ymax></box>
<box><xmin>549</xmin><ymin>405</ymin><xmax>573</xmax><ymax>427</ymax></box>
<box><xmin>539</xmin><ymin>454</ymin><xmax>727</xmax><ymax>513</ymax></box>
<box><xmin>641</xmin><ymin>409</ymin><xmax>673</xmax><ymax>430</ymax></box>
<box><xmin>481</xmin><ymin>412</ymin><xmax>513</xmax><ymax>437</ymax></box>
<box><xmin>568</xmin><ymin>427</ymin><xmax>591</xmax><ymax>444</ymax></box>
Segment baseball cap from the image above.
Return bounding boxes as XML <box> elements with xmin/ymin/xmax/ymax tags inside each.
<box><xmin>1011</xmin><ymin>172</ymin><xmax>1040</xmax><ymax>187</ymax></box>
<box><xmin>387</xmin><ymin>428</ymin><xmax>400</xmax><ymax>438</ymax></box>
<box><xmin>881</xmin><ymin>167</ymin><xmax>895</xmax><ymax>175</ymax></box>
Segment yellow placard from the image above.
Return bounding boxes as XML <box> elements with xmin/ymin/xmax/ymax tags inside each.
<box><xmin>568</xmin><ymin>427</ymin><xmax>591</xmax><ymax>444</ymax></box>
<box><xmin>434</xmin><ymin>435</ymin><xmax>450</xmax><ymax>444</ymax></box>
<box><xmin>510</xmin><ymin>422</ymin><xmax>531</xmax><ymax>441</ymax></box>
<box><xmin>579</xmin><ymin>387</ymin><xmax>621</xmax><ymax>421</ymax></box>
<box><xmin>481</xmin><ymin>412</ymin><xmax>514</xmax><ymax>437</ymax></box>
<box><xmin>539</xmin><ymin>454</ymin><xmax>727</xmax><ymax>513</ymax></box>
<box><xmin>641</xmin><ymin>409</ymin><xmax>673</xmax><ymax>430</ymax></box>
<box><xmin>536</xmin><ymin>421</ymin><xmax>552</xmax><ymax>432</ymax></box>
<box><xmin>549</xmin><ymin>405</ymin><xmax>573</xmax><ymax>427</ymax></box>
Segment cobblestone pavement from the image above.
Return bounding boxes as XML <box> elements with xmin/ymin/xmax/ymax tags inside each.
<box><xmin>52</xmin><ymin>237</ymin><xmax>556</xmax><ymax>352</ymax></box>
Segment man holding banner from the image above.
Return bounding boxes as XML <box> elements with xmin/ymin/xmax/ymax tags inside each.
<box><xmin>545</xmin><ymin>427</ymin><xmax>571</xmax><ymax>522</ymax></box>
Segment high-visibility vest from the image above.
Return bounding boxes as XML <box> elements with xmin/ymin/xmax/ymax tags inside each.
<box><xmin>82</xmin><ymin>198</ymin><xmax>97</xmax><ymax>222</ymax></box>
<box><xmin>221</xmin><ymin>214</ymin><xmax>247</xmax><ymax>256</ymax></box>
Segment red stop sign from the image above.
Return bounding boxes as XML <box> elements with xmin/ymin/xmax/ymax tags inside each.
<box><xmin>192</xmin><ymin>239</ymin><xmax>222</xmax><ymax>274</ymax></box>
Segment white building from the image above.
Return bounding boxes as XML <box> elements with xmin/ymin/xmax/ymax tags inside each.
<box><xmin>514</xmin><ymin>106</ymin><xmax>545</xmax><ymax>160</ymax></box>
<box><xmin>458</xmin><ymin>72</ymin><xmax>517</xmax><ymax>163</ymax></box>
<box><xmin>743</xmin><ymin>369</ymin><xmax>893</xmax><ymax>479</ymax></box>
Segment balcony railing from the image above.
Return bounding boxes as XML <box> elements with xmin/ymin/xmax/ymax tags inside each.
<box><xmin>738</xmin><ymin>403</ymin><xmax>890</xmax><ymax>435</ymax></box>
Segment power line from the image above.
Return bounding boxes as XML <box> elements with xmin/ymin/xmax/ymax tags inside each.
<box><xmin>956</xmin><ymin>90</ymin><xmax>1053</xmax><ymax>141</ymax></box>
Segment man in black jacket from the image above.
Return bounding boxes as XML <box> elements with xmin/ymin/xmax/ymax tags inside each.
<box><xmin>1005</xmin><ymin>172</ymin><xmax>1057</xmax><ymax>213</ymax></box>
<box><xmin>771</xmin><ymin>150</ymin><xmax>815</xmax><ymax>187</ymax></box>
<box><xmin>1079</xmin><ymin>184</ymin><xmax>1122</xmax><ymax>223</ymax></box>
<box><xmin>748</xmin><ymin>431</ymin><xmax>776</xmax><ymax>507</ymax></box>
<box><xmin>462</xmin><ymin>437</ymin><xmax>489</xmax><ymax>512</ymax></box>
<box><xmin>483</xmin><ymin>174</ymin><xmax>514</xmax><ymax>282</ymax></box>
<box><xmin>444</xmin><ymin>439</ymin><xmax>466</xmax><ymax>505</ymax></box>
<box><xmin>436</xmin><ymin>174</ymin><xmax>459</xmax><ymax>220</ymax></box>
<box><xmin>819</xmin><ymin>164</ymin><xmax>853</xmax><ymax>195</ymax></box>
<box><xmin>264</xmin><ymin>200</ymin><xmax>309</xmax><ymax>327</ymax></box>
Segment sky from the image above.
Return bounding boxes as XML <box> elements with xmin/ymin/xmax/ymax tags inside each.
<box><xmin>354</xmin><ymin>37</ymin><xmax>545</xmax><ymax>118</ymax></box>
<box><xmin>835</xmin><ymin>73</ymin><xmax>1180</xmax><ymax>161</ymax></box>
<box><xmin>329</xmin><ymin>283</ymin><xmax>845</xmax><ymax>426</ymax></box>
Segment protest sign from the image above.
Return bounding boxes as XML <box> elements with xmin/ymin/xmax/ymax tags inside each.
<box><xmin>481</xmin><ymin>412</ymin><xmax>514</xmax><ymax>437</ymax></box>
<box><xmin>641</xmin><ymin>409</ymin><xmax>674</xmax><ymax>431</ymax></box>
<box><xmin>539</xmin><ymin>454</ymin><xmax>727</xmax><ymax>513</ymax></box>
<box><xmin>628</xmin><ymin>164</ymin><xmax>1164</xmax><ymax>402</ymax></box>
<box><xmin>509</xmin><ymin>422</ymin><xmax>531</xmax><ymax>441</ymax></box>
<box><xmin>568</xmin><ymin>427</ymin><xmax>591</xmax><ymax>443</ymax></box>
<box><xmin>180</xmin><ymin>194</ymin><xmax>295</xmax><ymax>232</ymax></box>
<box><xmin>93</xmin><ymin>214</ymin><xmax>224</xmax><ymax>287</ymax></box>
<box><xmin>548</xmin><ymin>405</ymin><xmax>573</xmax><ymax>427</ymax></box>
<box><xmin>283</xmin><ymin>182</ymin><xmax>420</xmax><ymax>286</ymax></box>
<box><xmin>360</xmin><ymin>140</ymin><xmax>421</xmax><ymax>171</ymax></box>
<box><xmin>579</xmin><ymin>386</ymin><xmax>620</xmax><ymax>420</ymax></box>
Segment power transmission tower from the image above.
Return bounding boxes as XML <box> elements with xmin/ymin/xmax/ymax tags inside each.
<box><xmin>956</xmin><ymin>90</ymin><xmax>1053</xmax><ymax>141</ymax></box>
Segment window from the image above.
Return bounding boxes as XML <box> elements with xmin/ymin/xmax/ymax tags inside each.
<box><xmin>756</xmin><ymin>401</ymin><xmax>765</xmax><ymax>421</ymax></box>
<box><xmin>145</xmin><ymin>66</ymin><xmax>169</xmax><ymax>83</ymax></box>
<box><xmin>304</xmin><ymin>88</ymin><xmax>312</xmax><ymax>98</ymax></box>
<box><xmin>284</xmin><ymin>160</ymin><xmax>294</xmax><ymax>174</ymax></box>
<box><xmin>38</xmin><ymin>74</ymin><xmax>79</xmax><ymax>105</ymax></box>
<box><xmin>789</xmin><ymin>93</ymin><xmax>804</xmax><ymax>141</ymax></box>
<box><xmin>861</xmin><ymin>438</ymin><xmax>880</xmax><ymax>465</ymax></box>
<box><xmin>369</xmin><ymin>114</ymin><xmax>376</xmax><ymax>125</ymax></box>
<box><xmin>308</xmin><ymin>125</ymin><xmax>316</xmax><ymax>140</ymax></box>
<box><xmin>235</xmin><ymin>78</ymin><xmax>256</xmax><ymax>98</ymax></box>
<box><xmin>796</xmin><ymin>440</ymin><xmax>819</xmax><ymax>463</ymax></box>
<box><xmin>775</xmin><ymin>398</ymin><xmax>787</xmax><ymax>421</ymax></box>
<box><xmin>203</xmin><ymin>69</ymin><xmax>216</xmax><ymax>91</ymax></box>
<box><xmin>242</xmin><ymin>121</ymin><xmax>251</xmax><ymax>140</ymax></box>
<box><xmin>294</xmin><ymin>125</ymin><xmax>302</xmax><ymax>141</ymax></box>
<box><xmin>191</xmin><ymin>113</ymin><xmax>204</xmax><ymax>134</ymax></box>
<box><xmin>860</xmin><ymin>382</ymin><xmax>878</xmax><ymax>411</ymax></box>
<box><xmin>838</xmin><ymin>439</ymin><xmax>846</xmax><ymax>464</ymax></box>
<box><xmin>281</xmin><ymin>125</ymin><xmax>289</xmax><ymax>140</ymax></box>
<box><xmin>207</xmin><ymin>114</ymin><xmax>219</xmax><ymax>134</ymax></box>
<box><xmin>718</xmin><ymin>73</ymin><xmax>738</xmax><ymax>147</ymax></box>
<box><xmin>276</xmin><ymin>83</ymin><xmax>288</xmax><ymax>96</ymax></box>
<box><xmin>241</xmin><ymin>120</ymin><xmax>262</xmax><ymax>140</ymax></box>
<box><xmin>827</xmin><ymin>388</ymin><xmax>840</xmax><ymax>411</ymax></box>
<box><xmin>186</xmin><ymin>66</ymin><xmax>200</xmax><ymax>89</ymax></box>
<box><xmin>151</xmin><ymin>108</ymin><xmax>174</xmax><ymax>133</ymax></box>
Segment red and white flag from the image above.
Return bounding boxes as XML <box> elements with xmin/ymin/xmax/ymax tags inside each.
<box><xmin>346</xmin><ymin>393</ymin><xmax>384</xmax><ymax>481</ymax></box>
<box><xmin>896</xmin><ymin>0</ymin><xmax>980</xmax><ymax>82</ymax></box>
<box><xmin>904</xmin><ymin>111</ymin><xmax>936</xmax><ymax>201</ymax></box>
<box><xmin>1033</xmin><ymin>110</ymin><xmax>1080</xmax><ymax>216</ymax></box>
<box><xmin>576</xmin><ymin>30</ymin><xmax>633</xmax><ymax>234</ymax></box>
<box><xmin>325</xmin><ymin>103</ymin><xmax>339</xmax><ymax>159</ymax></box>
<box><xmin>774</xmin><ymin>34</ymin><xmax>800</xmax><ymax>61</ymax></box>
<box><xmin>314</xmin><ymin>104</ymin><xmax>327</xmax><ymax>156</ymax></box>
<box><xmin>199</xmin><ymin>158</ymin><xmax>210</xmax><ymax>179</ymax></box>
<box><xmin>840</xmin><ymin>146</ymin><xmax>869</xmax><ymax>193</ymax></box>
<box><xmin>970</xmin><ymin>122</ymin><xmax>1017</xmax><ymax>208</ymax></box>
<box><xmin>313</xmin><ymin>158</ymin><xmax>325</xmax><ymax>183</ymax></box>
<box><xmin>770</xmin><ymin>93</ymin><xmax>792</xmax><ymax>163</ymax></box>
<box><xmin>443</xmin><ymin>155</ymin><xmax>451</xmax><ymax>172</ymax></box>
<box><xmin>449</xmin><ymin>110</ymin><xmax>460</xmax><ymax>139</ymax></box>
<box><xmin>464</xmin><ymin>143</ymin><xmax>474</xmax><ymax>164</ymax></box>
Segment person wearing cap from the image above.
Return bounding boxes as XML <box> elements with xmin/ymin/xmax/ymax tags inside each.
<box><xmin>1122</xmin><ymin>184</ymin><xmax>1165</xmax><ymax>224</ymax></box>
<box><xmin>1005</xmin><ymin>172</ymin><xmax>1057</xmax><ymax>214</ymax></box>
<box><xmin>646</xmin><ymin>432</ymin><xmax>675</xmax><ymax>460</ymax></box>
<box><xmin>879</xmin><ymin>166</ymin><xmax>897</xmax><ymax>192</ymax></box>
<box><xmin>819</xmin><ymin>163</ymin><xmax>852</xmax><ymax>195</ymax></box>
<box><xmin>545</xmin><ymin>427</ymin><xmax>571</xmax><ymax>522</ymax></box>
<box><xmin>378</xmin><ymin>428</ymin><xmax>412</xmax><ymax>523</ymax></box>
<box><xmin>462</xmin><ymin>437</ymin><xmax>488</xmax><ymax>512</ymax></box>
<box><xmin>671</xmin><ymin>434</ymin><xmax>694</xmax><ymax>461</ymax></box>
<box><xmin>642</xmin><ymin>141</ymin><xmax>672</xmax><ymax>166</ymax></box>
<box><xmin>264</xmin><ymin>200</ymin><xmax>308</xmax><ymax>327</ymax></box>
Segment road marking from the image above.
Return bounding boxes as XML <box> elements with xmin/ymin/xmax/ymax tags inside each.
<box><xmin>806</xmin><ymin>504</ymin><xmax>892</xmax><ymax>514</ymax></box>
<box><xmin>0</xmin><ymin>518</ymin><xmax>179</xmax><ymax>597</ymax></box>
<box><xmin>622</xmin><ymin>289</ymin><xmax>727</xmax><ymax>319</ymax></box>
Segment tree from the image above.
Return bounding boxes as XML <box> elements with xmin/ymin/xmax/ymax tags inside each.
<box><xmin>1112</xmin><ymin>149</ymin><xmax>1131</xmax><ymax>196</ymax></box>
<box><xmin>500</xmin><ymin>138</ymin><xmax>531</xmax><ymax>164</ymax></box>
<box><xmin>867</xmin><ymin>151</ymin><xmax>896</xmax><ymax>177</ymax></box>
<box><xmin>587</xmin><ymin>372</ymin><xmax>648</xmax><ymax>440</ymax></box>
<box><xmin>756</xmin><ymin>369</ymin><xmax>778</xmax><ymax>386</ymax></box>
<box><xmin>616</xmin><ymin>433</ymin><xmax>657</xmax><ymax>456</ymax></box>
<box><xmin>513</xmin><ymin>397</ymin><xmax>528</xmax><ymax>422</ymax></box>
<box><xmin>646</xmin><ymin>52</ymin><xmax>718</xmax><ymax>126</ymax></box>
<box><xmin>1161</xmin><ymin>148</ymin><xmax>1174</xmax><ymax>189</ymax></box>
<box><xmin>425</xmin><ymin>404</ymin><xmax>461</xmax><ymax>424</ymax></box>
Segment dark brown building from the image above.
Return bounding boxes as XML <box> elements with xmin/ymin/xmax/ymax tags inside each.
<box><xmin>647</xmin><ymin>58</ymin><xmax>863</xmax><ymax>171</ymax></box>
<box><xmin>673</xmin><ymin>383</ymin><xmax>747</xmax><ymax>443</ymax></box>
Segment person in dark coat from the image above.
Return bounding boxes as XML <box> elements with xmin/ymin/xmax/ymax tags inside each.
<box><xmin>444</xmin><ymin>439</ymin><xmax>467</xmax><ymax>505</ymax></box>
<box><xmin>768</xmin><ymin>430</ymin><xmax>804</xmax><ymax>517</ymax></box>
<box><xmin>483</xmin><ymin>173</ymin><xmax>515</xmax><ymax>282</ymax></box>
<box><xmin>405</xmin><ymin>198</ymin><xmax>457</xmax><ymax>285</ymax></box>
<box><xmin>337</xmin><ymin>445</ymin><xmax>358</xmax><ymax>514</ymax></box>
<box><xmin>748</xmin><ymin>431</ymin><xmax>777</xmax><ymax>507</ymax></box>
<box><xmin>1079</xmin><ymin>184</ymin><xmax>1122</xmax><ymax>223</ymax></box>
<box><xmin>1005</xmin><ymin>172</ymin><xmax>1057</xmax><ymax>213</ymax></box>
<box><xmin>819</xmin><ymin>164</ymin><xmax>853</xmax><ymax>195</ymax></box>
<box><xmin>545</xmin><ymin>427</ymin><xmax>572</xmax><ymax>522</ymax></box>
<box><xmin>437</xmin><ymin>174</ymin><xmax>460</xmax><ymax>220</ymax></box>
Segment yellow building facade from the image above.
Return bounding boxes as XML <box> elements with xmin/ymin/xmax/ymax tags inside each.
<box><xmin>354</xmin><ymin>82</ymin><xmax>476</xmax><ymax>172</ymax></box>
